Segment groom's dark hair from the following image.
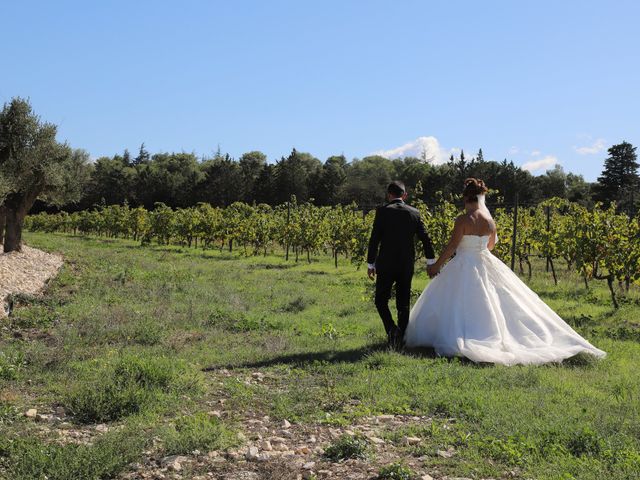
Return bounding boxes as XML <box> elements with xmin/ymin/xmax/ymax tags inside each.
<box><xmin>387</xmin><ymin>181</ymin><xmax>406</xmax><ymax>197</ymax></box>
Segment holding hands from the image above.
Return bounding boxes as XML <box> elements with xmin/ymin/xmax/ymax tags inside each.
<box><xmin>427</xmin><ymin>264</ymin><xmax>439</xmax><ymax>278</ymax></box>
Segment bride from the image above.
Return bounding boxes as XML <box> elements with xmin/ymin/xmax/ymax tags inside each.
<box><xmin>404</xmin><ymin>178</ymin><xmax>606</xmax><ymax>365</ymax></box>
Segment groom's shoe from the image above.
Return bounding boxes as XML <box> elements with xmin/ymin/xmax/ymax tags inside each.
<box><xmin>386</xmin><ymin>327</ymin><xmax>398</xmax><ymax>347</ymax></box>
<box><xmin>387</xmin><ymin>328</ymin><xmax>403</xmax><ymax>350</ymax></box>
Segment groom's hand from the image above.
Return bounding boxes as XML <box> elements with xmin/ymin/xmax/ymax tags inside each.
<box><xmin>367</xmin><ymin>267</ymin><xmax>376</xmax><ymax>280</ymax></box>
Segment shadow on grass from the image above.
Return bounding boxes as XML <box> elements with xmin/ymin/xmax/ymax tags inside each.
<box><xmin>203</xmin><ymin>342</ymin><xmax>386</xmax><ymax>370</ymax></box>
<box><xmin>202</xmin><ymin>342</ymin><xmax>486</xmax><ymax>371</ymax></box>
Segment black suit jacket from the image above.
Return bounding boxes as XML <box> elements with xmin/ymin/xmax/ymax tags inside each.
<box><xmin>367</xmin><ymin>199</ymin><xmax>435</xmax><ymax>273</ymax></box>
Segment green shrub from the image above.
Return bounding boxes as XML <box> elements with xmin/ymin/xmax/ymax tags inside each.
<box><xmin>0</xmin><ymin>351</ymin><xmax>26</xmax><ymax>381</ymax></box>
<box><xmin>376</xmin><ymin>462</ymin><xmax>415</xmax><ymax>479</ymax></box>
<box><xmin>64</xmin><ymin>355</ymin><xmax>203</xmax><ymax>423</ymax></box>
<box><xmin>324</xmin><ymin>434</ymin><xmax>369</xmax><ymax>461</ymax></box>
<box><xmin>0</xmin><ymin>427</ymin><xmax>147</xmax><ymax>480</ymax></box>
<box><xmin>566</xmin><ymin>427</ymin><xmax>605</xmax><ymax>457</ymax></box>
<box><xmin>281</xmin><ymin>296</ymin><xmax>314</xmax><ymax>313</ymax></box>
<box><xmin>162</xmin><ymin>412</ymin><xmax>236</xmax><ymax>455</ymax></box>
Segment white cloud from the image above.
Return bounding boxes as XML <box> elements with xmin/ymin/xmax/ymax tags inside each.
<box><xmin>574</xmin><ymin>138</ymin><xmax>606</xmax><ymax>155</ymax></box>
<box><xmin>530</xmin><ymin>150</ymin><xmax>541</xmax><ymax>156</ymax></box>
<box><xmin>508</xmin><ymin>146</ymin><xmax>520</xmax><ymax>155</ymax></box>
<box><xmin>521</xmin><ymin>155</ymin><xmax>559</xmax><ymax>173</ymax></box>
<box><xmin>372</xmin><ymin>136</ymin><xmax>456</xmax><ymax>164</ymax></box>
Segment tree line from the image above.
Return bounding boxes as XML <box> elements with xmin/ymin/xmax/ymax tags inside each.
<box><xmin>1</xmin><ymin>97</ymin><xmax>638</xmax><ymax>253</ymax></box>
<box><xmin>57</xmin><ymin>144</ymin><xmax>631</xmax><ymax>212</ymax></box>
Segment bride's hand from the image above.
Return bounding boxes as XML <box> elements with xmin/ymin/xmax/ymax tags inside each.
<box><xmin>427</xmin><ymin>264</ymin><xmax>438</xmax><ymax>278</ymax></box>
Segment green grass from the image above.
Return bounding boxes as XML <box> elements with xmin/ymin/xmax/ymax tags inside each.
<box><xmin>0</xmin><ymin>232</ymin><xmax>639</xmax><ymax>480</ymax></box>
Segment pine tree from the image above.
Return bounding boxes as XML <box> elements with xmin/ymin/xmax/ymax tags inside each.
<box><xmin>596</xmin><ymin>141</ymin><xmax>638</xmax><ymax>206</ymax></box>
<box><xmin>134</xmin><ymin>143</ymin><xmax>150</xmax><ymax>165</ymax></box>
<box><xmin>122</xmin><ymin>148</ymin><xmax>132</xmax><ymax>166</ymax></box>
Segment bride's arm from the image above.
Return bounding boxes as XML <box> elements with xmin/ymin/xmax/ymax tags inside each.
<box><xmin>432</xmin><ymin>217</ymin><xmax>465</xmax><ymax>273</ymax></box>
<box><xmin>487</xmin><ymin>222</ymin><xmax>497</xmax><ymax>250</ymax></box>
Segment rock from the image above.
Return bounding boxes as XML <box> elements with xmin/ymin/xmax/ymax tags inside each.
<box><xmin>318</xmin><ymin>471</ymin><xmax>333</xmax><ymax>477</ymax></box>
<box><xmin>209</xmin><ymin>410</ymin><xmax>222</xmax><ymax>418</ymax></box>
<box><xmin>421</xmin><ymin>475</ymin><xmax>434</xmax><ymax>480</ymax></box>
<box><xmin>161</xmin><ymin>455</ymin><xmax>188</xmax><ymax>472</ymax></box>
<box><xmin>245</xmin><ymin>446</ymin><xmax>259</xmax><ymax>461</ymax></box>
<box><xmin>25</xmin><ymin>408</ymin><xmax>38</xmax><ymax>418</ymax></box>
<box><xmin>55</xmin><ymin>406</ymin><xmax>66</xmax><ymax>415</ymax></box>
<box><xmin>303</xmin><ymin>461</ymin><xmax>316</xmax><ymax>470</ymax></box>
<box><xmin>282</xmin><ymin>419</ymin><xmax>292</xmax><ymax>428</ymax></box>
<box><xmin>377</xmin><ymin>414</ymin><xmax>394</xmax><ymax>422</ymax></box>
<box><xmin>296</xmin><ymin>446</ymin><xmax>311</xmax><ymax>455</ymax></box>
<box><xmin>308</xmin><ymin>435</ymin><xmax>317</xmax><ymax>443</ymax></box>
<box><xmin>95</xmin><ymin>423</ymin><xmax>109</xmax><ymax>432</ymax></box>
<box><xmin>405</xmin><ymin>436</ymin><xmax>421</xmax><ymax>445</ymax></box>
<box><xmin>36</xmin><ymin>413</ymin><xmax>52</xmax><ymax>422</ymax></box>
<box><xmin>261</xmin><ymin>440</ymin><xmax>273</xmax><ymax>451</ymax></box>
<box><xmin>273</xmin><ymin>442</ymin><xmax>289</xmax><ymax>451</ymax></box>
<box><xmin>225</xmin><ymin>451</ymin><xmax>240</xmax><ymax>460</ymax></box>
<box><xmin>224</xmin><ymin>472</ymin><xmax>259</xmax><ymax>480</ymax></box>
<box><xmin>437</xmin><ymin>447</ymin><xmax>456</xmax><ymax>458</ymax></box>
<box><xmin>369</xmin><ymin>437</ymin><xmax>385</xmax><ymax>444</ymax></box>
<box><xmin>344</xmin><ymin>429</ymin><xmax>355</xmax><ymax>436</ymax></box>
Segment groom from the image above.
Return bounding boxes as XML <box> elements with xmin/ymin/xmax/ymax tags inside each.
<box><xmin>367</xmin><ymin>181</ymin><xmax>435</xmax><ymax>347</ymax></box>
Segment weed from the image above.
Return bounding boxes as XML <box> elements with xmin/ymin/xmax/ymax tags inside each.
<box><xmin>64</xmin><ymin>355</ymin><xmax>202</xmax><ymax>423</ymax></box>
<box><xmin>161</xmin><ymin>412</ymin><xmax>236</xmax><ymax>455</ymax></box>
<box><xmin>324</xmin><ymin>434</ymin><xmax>369</xmax><ymax>461</ymax></box>
<box><xmin>376</xmin><ymin>462</ymin><xmax>415</xmax><ymax>480</ymax></box>
<box><xmin>0</xmin><ymin>426</ymin><xmax>148</xmax><ymax>480</ymax></box>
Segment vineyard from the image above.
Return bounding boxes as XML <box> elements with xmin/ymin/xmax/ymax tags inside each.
<box><xmin>26</xmin><ymin>197</ymin><xmax>640</xmax><ymax>308</ymax></box>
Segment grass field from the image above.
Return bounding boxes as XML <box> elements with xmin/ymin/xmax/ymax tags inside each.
<box><xmin>1</xmin><ymin>232</ymin><xmax>639</xmax><ymax>480</ymax></box>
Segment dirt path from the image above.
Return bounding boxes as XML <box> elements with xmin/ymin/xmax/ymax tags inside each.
<box><xmin>0</xmin><ymin>244</ymin><xmax>63</xmax><ymax>316</ymax></box>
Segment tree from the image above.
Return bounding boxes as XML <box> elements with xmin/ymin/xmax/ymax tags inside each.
<box><xmin>197</xmin><ymin>152</ymin><xmax>242</xmax><ymax>207</ymax></box>
<box><xmin>273</xmin><ymin>149</ymin><xmax>320</xmax><ymax>204</ymax></box>
<box><xmin>0</xmin><ymin>98</ymin><xmax>88</xmax><ymax>252</ymax></box>
<box><xmin>122</xmin><ymin>149</ymin><xmax>132</xmax><ymax>167</ymax></box>
<box><xmin>84</xmin><ymin>155</ymin><xmax>136</xmax><ymax>207</ymax></box>
<box><xmin>537</xmin><ymin>165</ymin><xmax>567</xmax><ymax>199</ymax></box>
<box><xmin>596</xmin><ymin>141</ymin><xmax>639</xmax><ymax>209</ymax></box>
<box><xmin>311</xmin><ymin>155</ymin><xmax>347</xmax><ymax>205</ymax></box>
<box><xmin>239</xmin><ymin>151</ymin><xmax>267</xmax><ymax>202</ymax></box>
<box><xmin>339</xmin><ymin>155</ymin><xmax>394</xmax><ymax>206</ymax></box>
<box><xmin>134</xmin><ymin>143</ymin><xmax>150</xmax><ymax>165</ymax></box>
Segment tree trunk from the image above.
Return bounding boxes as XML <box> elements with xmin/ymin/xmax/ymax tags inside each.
<box><xmin>0</xmin><ymin>205</ymin><xmax>6</xmax><ymax>246</ymax></box>
<box><xmin>607</xmin><ymin>276</ymin><xmax>619</xmax><ymax>309</ymax></box>
<box><xmin>3</xmin><ymin>206</ymin><xmax>25</xmax><ymax>253</ymax></box>
<box><xmin>549</xmin><ymin>257</ymin><xmax>557</xmax><ymax>286</ymax></box>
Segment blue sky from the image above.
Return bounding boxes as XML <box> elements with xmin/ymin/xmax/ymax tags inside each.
<box><xmin>1</xmin><ymin>0</ymin><xmax>638</xmax><ymax>181</ymax></box>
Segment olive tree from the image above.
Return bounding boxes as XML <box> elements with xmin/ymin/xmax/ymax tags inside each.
<box><xmin>0</xmin><ymin>97</ymin><xmax>89</xmax><ymax>252</ymax></box>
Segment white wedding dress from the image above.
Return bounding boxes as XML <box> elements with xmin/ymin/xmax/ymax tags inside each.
<box><xmin>404</xmin><ymin>234</ymin><xmax>606</xmax><ymax>365</ymax></box>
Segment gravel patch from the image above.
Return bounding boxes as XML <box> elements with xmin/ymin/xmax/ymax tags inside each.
<box><xmin>0</xmin><ymin>244</ymin><xmax>63</xmax><ymax>316</ymax></box>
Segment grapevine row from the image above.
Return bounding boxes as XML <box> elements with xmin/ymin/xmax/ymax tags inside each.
<box><xmin>25</xmin><ymin>198</ymin><xmax>639</xmax><ymax>307</ymax></box>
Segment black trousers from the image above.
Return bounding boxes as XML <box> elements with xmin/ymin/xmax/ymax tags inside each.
<box><xmin>374</xmin><ymin>267</ymin><xmax>413</xmax><ymax>337</ymax></box>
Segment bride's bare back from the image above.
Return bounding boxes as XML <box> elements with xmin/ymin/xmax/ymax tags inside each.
<box><xmin>459</xmin><ymin>209</ymin><xmax>496</xmax><ymax>237</ymax></box>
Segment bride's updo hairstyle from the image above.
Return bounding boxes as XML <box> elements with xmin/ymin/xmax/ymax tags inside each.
<box><xmin>463</xmin><ymin>178</ymin><xmax>488</xmax><ymax>203</ymax></box>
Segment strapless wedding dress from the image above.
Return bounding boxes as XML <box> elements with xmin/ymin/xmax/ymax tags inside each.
<box><xmin>404</xmin><ymin>235</ymin><xmax>606</xmax><ymax>365</ymax></box>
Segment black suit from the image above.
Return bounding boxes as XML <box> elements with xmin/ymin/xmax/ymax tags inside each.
<box><xmin>367</xmin><ymin>199</ymin><xmax>435</xmax><ymax>337</ymax></box>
